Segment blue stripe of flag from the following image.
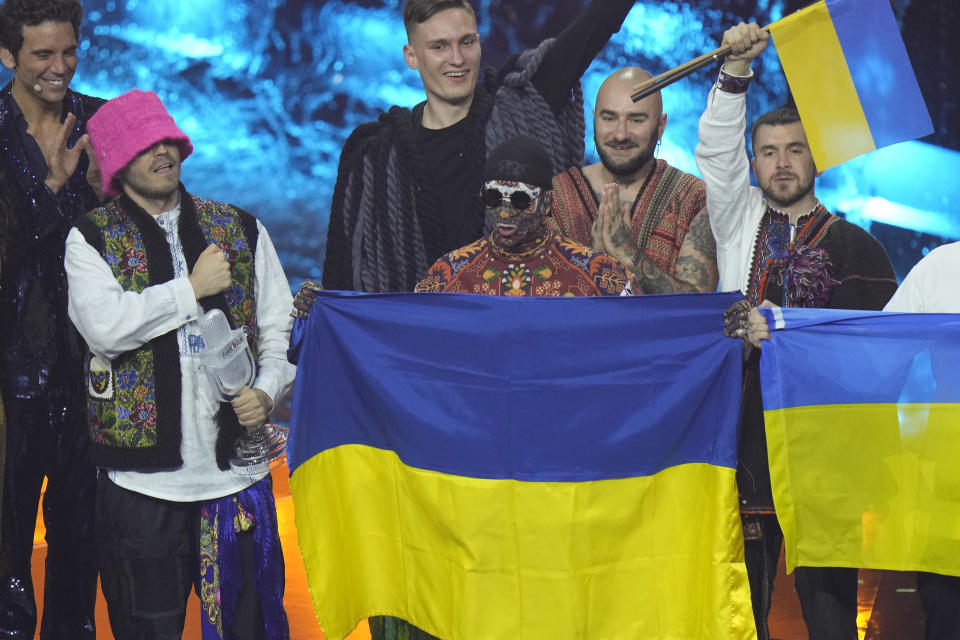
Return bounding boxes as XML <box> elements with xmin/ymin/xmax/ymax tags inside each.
<box><xmin>827</xmin><ymin>0</ymin><xmax>933</xmax><ymax>148</ymax></box>
<box><xmin>288</xmin><ymin>291</ymin><xmax>742</xmax><ymax>481</ymax></box>
<box><xmin>759</xmin><ymin>308</ymin><xmax>960</xmax><ymax>410</ymax></box>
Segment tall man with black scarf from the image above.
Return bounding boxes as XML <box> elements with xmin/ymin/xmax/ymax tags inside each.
<box><xmin>65</xmin><ymin>90</ymin><xmax>295</xmax><ymax>639</ymax></box>
<box><xmin>323</xmin><ymin>0</ymin><xmax>639</xmax><ymax>293</ymax></box>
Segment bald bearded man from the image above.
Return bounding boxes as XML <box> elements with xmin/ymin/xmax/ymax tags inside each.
<box><xmin>550</xmin><ymin>67</ymin><xmax>717</xmax><ymax>293</ymax></box>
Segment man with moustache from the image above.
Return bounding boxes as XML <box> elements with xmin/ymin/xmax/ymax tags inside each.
<box><xmin>324</xmin><ymin>0</ymin><xmax>640</xmax><ymax>294</ymax></box>
<box><xmin>697</xmin><ymin>23</ymin><xmax>897</xmax><ymax>640</ymax></box>
<box><xmin>65</xmin><ymin>90</ymin><xmax>294</xmax><ymax>638</ymax></box>
<box><xmin>0</xmin><ymin>0</ymin><xmax>102</xmax><ymax>636</ymax></box>
<box><xmin>550</xmin><ymin>67</ymin><xmax>717</xmax><ymax>293</ymax></box>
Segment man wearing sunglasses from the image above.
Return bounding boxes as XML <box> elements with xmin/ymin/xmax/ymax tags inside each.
<box><xmin>416</xmin><ymin>136</ymin><xmax>635</xmax><ymax>296</ymax></box>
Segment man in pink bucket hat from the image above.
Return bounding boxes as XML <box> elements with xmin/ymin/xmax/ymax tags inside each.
<box><xmin>64</xmin><ymin>89</ymin><xmax>295</xmax><ymax>639</ymax></box>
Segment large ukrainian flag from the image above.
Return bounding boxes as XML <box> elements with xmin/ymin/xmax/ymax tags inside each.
<box><xmin>759</xmin><ymin>307</ymin><xmax>960</xmax><ymax>577</ymax></box>
<box><xmin>288</xmin><ymin>291</ymin><xmax>755</xmax><ymax>640</ymax></box>
<box><xmin>768</xmin><ymin>0</ymin><xmax>933</xmax><ymax>171</ymax></box>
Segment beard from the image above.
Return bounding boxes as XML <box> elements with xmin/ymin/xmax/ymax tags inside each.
<box><xmin>596</xmin><ymin>133</ymin><xmax>658</xmax><ymax>177</ymax></box>
<box><xmin>120</xmin><ymin>170</ymin><xmax>181</xmax><ymax>208</ymax></box>
<box><xmin>762</xmin><ymin>171</ymin><xmax>816</xmax><ymax>210</ymax></box>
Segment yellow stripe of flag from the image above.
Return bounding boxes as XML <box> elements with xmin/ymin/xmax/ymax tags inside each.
<box><xmin>769</xmin><ymin>1</ymin><xmax>876</xmax><ymax>170</ymax></box>
<box><xmin>766</xmin><ymin>403</ymin><xmax>960</xmax><ymax>577</ymax></box>
<box><xmin>292</xmin><ymin>445</ymin><xmax>755</xmax><ymax>640</ymax></box>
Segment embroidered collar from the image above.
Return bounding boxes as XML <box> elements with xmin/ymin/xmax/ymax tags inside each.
<box><xmin>764</xmin><ymin>199</ymin><xmax>822</xmax><ymax>225</ymax></box>
<box><xmin>153</xmin><ymin>199</ymin><xmax>183</xmax><ymax>227</ymax></box>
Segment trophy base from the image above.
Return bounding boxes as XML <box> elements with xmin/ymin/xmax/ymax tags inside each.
<box><xmin>229</xmin><ymin>423</ymin><xmax>289</xmax><ymax>476</ymax></box>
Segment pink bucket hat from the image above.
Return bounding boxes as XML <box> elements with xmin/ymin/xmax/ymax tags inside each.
<box><xmin>87</xmin><ymin>90</ymin><xmax>194</xmax><ymax>197</ymax></box>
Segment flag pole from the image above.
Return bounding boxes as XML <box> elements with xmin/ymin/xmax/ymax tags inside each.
<box><xmin>631</xmin><ymin>26</ymin><xmax>771</xmax><ymax>103</ymax></box>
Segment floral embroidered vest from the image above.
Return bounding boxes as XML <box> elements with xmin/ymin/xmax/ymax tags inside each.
<box><xmin>75</xmin><ymin>190</ymin><xmax>259</xmax><ymax>470</ymax></box>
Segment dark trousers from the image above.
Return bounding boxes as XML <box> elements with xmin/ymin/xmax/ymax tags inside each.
<box><xmin>96</xmin><ymin>474</ymin><xmax>266</xmax><ymax>640</ymax></box>
<box><xmin>918</xmin><ymin>571</ymin><xmax>960</xmax><ymax>640</ymax></box>
<box><xmin>743</xmin><ymin>513</ymin><xmax>858</xmax><ymax>640</ymax></box>
<box><xmin>0</xmin><ymin>392</ymin><xmax>97</xmax><ymax>640</ymax></box>
<box><xmin>369</xmin><ymin>616</ymin><xmax>441</xmax><ymax>640</ymax></box>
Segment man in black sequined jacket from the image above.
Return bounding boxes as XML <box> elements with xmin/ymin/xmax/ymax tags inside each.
<box><xmin>0</xmin><ymin>1</ymin><xmax>102</xmax><ymax>637</ymax></box>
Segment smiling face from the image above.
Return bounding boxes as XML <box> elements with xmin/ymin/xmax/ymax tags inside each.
<box><xmin>120</xmin><ymin>141</ymin><xmax>182</xmax><ymax>214</ymax></box>
<box><xmin>593</xmin><ymin>69</ymin><xmax>666</xmax><ymax>177</ymax></box>
<box><xmin>403</xmin><ymin>8</ymin><xmax>480</xmax><ymax>113</ymax></box>
<box><xmin>751</xmin><ymin>122</ymin><xmax>819</xmax><ymax>211</ymax></box>
<box><xmin>0</xmin><ymin>20</ymin><xmax>78</xmax><ymax>110</ymax></box>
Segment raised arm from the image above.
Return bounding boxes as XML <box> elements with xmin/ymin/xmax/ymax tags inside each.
<box><xmin>532</xmin><ymin>0</ymin><xmax>637</xmax><ymax>112</ymax></box>
<box><xmin>43</xmin><ymin>112</ymin><xmax>89</xmax><ymax>195</ymax></box>
<box><xmin>694</xmin><ymin>23</ymin><xmax>768</xmax><ymax>291</ymax></box>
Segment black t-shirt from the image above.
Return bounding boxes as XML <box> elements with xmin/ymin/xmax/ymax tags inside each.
<box><xmin>416</xmin><ymin>117</ymin><xmax>481</xmax><ymax>255</ymax></box>
<box><xmin>417</xmin><ymin>0</ymin><xmax>636</xmax><ymax>258</ymax></box>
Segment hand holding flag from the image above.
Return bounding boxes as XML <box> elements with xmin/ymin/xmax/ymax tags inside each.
<box><xmin>721</xmin><ymin>22</ymin><xmax>769</xmax><ymax>78</ymax></box>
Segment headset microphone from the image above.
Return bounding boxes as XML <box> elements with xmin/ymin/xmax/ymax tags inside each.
<box><xmin>32</xmin><ymin>83</ymin><xmax>42</xmax><ymax>93</ymax></box>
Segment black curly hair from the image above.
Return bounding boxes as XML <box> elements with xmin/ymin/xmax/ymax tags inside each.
<box><xmin>0</xmin><ymin>0</ymin><xmax>83</xmax><ymax>60</ymax></box>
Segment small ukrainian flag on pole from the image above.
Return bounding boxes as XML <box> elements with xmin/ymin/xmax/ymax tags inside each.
<box><xmin>768</xmin><ymin>0</ymin><xmax>934</xmax><ymax>171</ymax></box>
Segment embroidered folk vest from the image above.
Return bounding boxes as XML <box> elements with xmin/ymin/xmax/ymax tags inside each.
<box><xmin>75</xmin><ymin>190</ymin><xmax>259</xmax><ymax>470</ymax></box>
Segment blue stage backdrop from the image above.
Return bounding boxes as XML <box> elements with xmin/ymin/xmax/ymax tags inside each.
<box><xmin>3</xmin><ymin>0</ymin><xmax>956</xmax><ymax>284</ymax></box>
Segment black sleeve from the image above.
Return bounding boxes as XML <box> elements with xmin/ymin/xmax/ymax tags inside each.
<box><xmin>826</xmin><ymin>223</ymin><xmax>898</xmax><ymax>311</ymax></box>
<box><xmin>322</xmin><ymin>159</ymin><xmax>357</xmax><ymax>291</ymax></box>
<box><xmin>322</xmin><ymin>122</ymin><xmax>379</xmax><ymax>291</ymax></box>
<box><xmin>0</xmin><ymin>160</ymin><xmax>18</xmax><ymax>273</ymax></box>
<box><xmin>73</xmin><ymin>214</ymin><xmax>105</xmax><ymax>256</ymax></box>
<box><xmin>532</xmin><ymin>0</ymin><xmax>636</xmax><ymax>112</ymax></box>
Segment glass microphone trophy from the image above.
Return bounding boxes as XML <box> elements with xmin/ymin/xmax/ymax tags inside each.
<box><xmin>197</xmin><ymin>308</ymin><xmax>287</xmax><ymax>475</ymax></box>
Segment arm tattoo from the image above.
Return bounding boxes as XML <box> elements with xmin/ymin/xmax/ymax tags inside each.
<box><xmin>665</xmin><ymin>208</ymin><xmax>719</xmax><ymax>291</ymax></box>
<box><xmin>611</xmin><ymin>219</ymin><xmax>632</xmax><ymax>248</ymax></box>
<box><xmin>687</xmin><ymin>209</ymin><xmax>717</xmax><ymax>262</ymax></box>
<box><xmin>626</xmin><ymin>253</ymin><xmax>695</xmax><ymax>294</ymax></box>
<box><xmin>610</xmin><ymin>205</ymin><xmax>708</xmax><ymax>294</ymax></box>
<box><xmin>674</xmin><ymin>255</ymin><xmax>711</xmax><ymax>289</ymax></box>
